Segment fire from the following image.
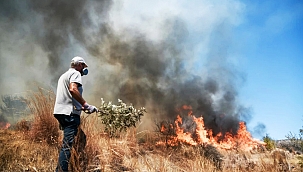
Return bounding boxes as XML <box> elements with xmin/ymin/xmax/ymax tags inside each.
<box><xmin>174</xmin><ymin>115</ymin><xmax>197</xmax><ymax>146</ymax></box>
<box><xmin>157</xmin><ymin>105</ymin><xmax>265</xmax><ymax>151</ymax></box>
<box><xmin>0</xmin><ymin>122</ymin><xmax>11</xmax><ymax>130</ymax></box>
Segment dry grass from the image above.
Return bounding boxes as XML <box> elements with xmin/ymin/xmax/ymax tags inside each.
<box><xmin>26</xmin><ymin>88</ymin><xmax>59</xmax><ymax>146</ymax></box>
<box><xmin>0</xmin><ymin>88</ymin><xmax>301</xmax><ymax>171</ymax></box>
<box><xmin>1</xmin><ymin>124</ymin><xmax>301</xmax><ymax>172</ymax></box>
<box><xmin>0</xmin><ymin>130</ymin><xmax>58</xmax><ymax>171</ymax></box>
<box><xmin>76</xmin><ymin>115</ymin><xmax>219</xmax><ymax>172</ymax></box>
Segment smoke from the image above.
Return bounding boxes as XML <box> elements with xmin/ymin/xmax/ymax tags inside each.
<box><xmin>0</xmin><ymin>0</ymin><xmax>253</xmax><ymax>136</ymax></box>
<box><xmin>252</xmin><ymin>123</ymin><xmax>267</xmax><ymax>138</ymax></box>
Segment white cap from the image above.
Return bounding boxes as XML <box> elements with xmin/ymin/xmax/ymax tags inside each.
<box><xmin>71</xmin><ymin>56</ymin><xmax>88</xmax><ymax>67</ymax></box>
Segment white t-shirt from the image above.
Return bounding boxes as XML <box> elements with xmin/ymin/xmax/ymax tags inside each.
<box><xmin>53</xmin><ymin>68</ymin><xmax>83</xmax><ymax>115</ymax></box>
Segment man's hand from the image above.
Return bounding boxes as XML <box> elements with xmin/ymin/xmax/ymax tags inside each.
<box><xmin>82</xmin><ymin>102</ymin><xmax>98</xmax><ymax>114</ymax></box>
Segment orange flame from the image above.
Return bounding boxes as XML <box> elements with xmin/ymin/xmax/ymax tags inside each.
<box><xmin>175</xmin><ymin>115</ymin><xmax>197</xmax><ymax>145</ymax></box>
<box><xmin>160</xmin><ymin>125</ymin><xmax>166</xmax><ymax>132</ymax></box>
<box><xmin>0</xmin><ymin>122</ymin><xmax>11</xmax><ymax>130</ymax></box>
<box><xmin>157</xmin><ymin>105</ymin><xmax>265</xmax><ymax>151</ymax></box>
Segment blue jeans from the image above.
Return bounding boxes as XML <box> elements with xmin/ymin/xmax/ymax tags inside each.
<box><xmin>54</xmin><ymin>114</ymin><xmax>80</xmax><ymax>172</ymax></box>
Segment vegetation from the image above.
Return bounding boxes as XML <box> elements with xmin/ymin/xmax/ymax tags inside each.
<box><xmin>284</xmin><ymin>124</ymin><xmax>303</xmax><ymax>170</ymax></box>
<box><xmin>27</xmin><ymin>88</ymin><xmax>59</xmax><ymax>145</ymax></box>
<box><xmin>0</xmin><ymin>88</ymin><xmax>302</xmax><ymax>171</ymax></box>
<box><xmin>263</xmin><ymin>134</ymin><xmax>276</xmax><ymax>151</ymax></box>
<box><xmin>0</xmin><ymin>95</ymin><xmax>29</xmax><ymax>127</ymax></box>
<box><xmin>98</xmin><ymin>98</ymin><xmax>146</xmax><ymax>137</ymax></box>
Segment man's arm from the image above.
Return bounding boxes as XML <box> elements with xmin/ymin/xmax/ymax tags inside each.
<box><xmin>69</xmin><ymin>82</ymin><xmax>97</xmax><ymax>113</ymax></box>
<box><xmin>69</xmin><ymin>82</ymin><xmax>86</xmax><ymax>105</ymax></box>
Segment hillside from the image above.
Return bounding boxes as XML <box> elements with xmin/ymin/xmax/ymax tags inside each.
<box><xmin>0</xmin><ymin>125</ymin><xmax>301</xmax><ymax>172</ymax></box>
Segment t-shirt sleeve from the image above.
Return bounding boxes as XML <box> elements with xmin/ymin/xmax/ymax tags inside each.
<box><xmin>70</xmin><ymin>71</ymin><xmax>82</xmax><ymax>86</ymax></box>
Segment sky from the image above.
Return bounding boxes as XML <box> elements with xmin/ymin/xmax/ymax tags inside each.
<box><xmin>0</xmin><ymin>0</ymin><xmax>302</xmax><ymax>140</ymax></box>
<box><xmin>235</xmin><ymin>0</ymin><xmax>303</xmax><ymax>140</ymax></box>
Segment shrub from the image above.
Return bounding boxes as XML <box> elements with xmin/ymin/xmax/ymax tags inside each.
<box><xmin>97</xmin><ymin>98</ymin><xmax>146</xmax><ymax>137</ymax></box>
<box><xmin>263</xmin><ymin>134</ymin><xmax>275</xmax><ymax>151</ymax></box>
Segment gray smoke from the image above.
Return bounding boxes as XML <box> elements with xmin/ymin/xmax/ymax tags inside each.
<box><xmin>252</xmin><ymin>123</ymin><xmax>267</xmax><ymax>138</ymax></box>
<box><xmin>0</xmin><ymin>0</ymin><xmax>254</xmax><ymax>136</ymax></box>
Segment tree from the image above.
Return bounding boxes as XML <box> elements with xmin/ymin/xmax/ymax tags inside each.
<box><xmin>0</xmin><ymin>95</ymin><xmax>29</xmax><ymax>122</ymax></box>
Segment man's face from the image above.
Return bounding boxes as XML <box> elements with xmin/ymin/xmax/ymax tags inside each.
<box><xmin>75</xmin><ymin>63</ymin><xmax>85</xmax><ymax>73</ymax></box>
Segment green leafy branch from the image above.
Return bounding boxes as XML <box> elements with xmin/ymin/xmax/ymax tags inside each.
<box><xmin>97</xmin><ymin>98</ymin><xmax>146</xmax><ymax>137</ymax></box>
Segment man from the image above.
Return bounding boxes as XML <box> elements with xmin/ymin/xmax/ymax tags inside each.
<box><xmin>53</xmin><ymin>56</ymin><xmax>97</xmax><ymax>172</ymax></box>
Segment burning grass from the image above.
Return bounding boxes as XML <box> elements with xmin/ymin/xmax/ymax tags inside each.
<box><xmin>157</xmin><ymin>106</ymin><xmax>266</xmax><ymax>152</ymax></box>
<box><xmin>74</xmin><ymin>116</ymin><xmax>220</xmax><ymax>171</ymax></box>
<box><xmin>0</xmin><ymin>124</ymin><xmax>301</xmax><ymax>171</ymax></box>
<box><xmin>0</xmin><ymin>89</ymin><xmax>301</xmax><ymax>171</ymax></box>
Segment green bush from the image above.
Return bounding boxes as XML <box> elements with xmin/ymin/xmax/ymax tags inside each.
<box><xmin>97</xmin><ymin>98</ymin><xmax>146</xmax><ymax>137</ymax></box>
<box><xmin>263</xmin><ymin>134</ymin><xmax>275</xmax><ymax>151</ymax></box>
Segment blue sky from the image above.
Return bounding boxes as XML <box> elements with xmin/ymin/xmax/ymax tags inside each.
<box><xmin>236</xmin><ymin>0</ymin><xmax>303</xmax><ymax>139</ymax></box>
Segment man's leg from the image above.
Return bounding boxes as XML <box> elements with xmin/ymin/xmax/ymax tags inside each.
<box><xmin>54</xmin><ymin>114</ymin><xmax>80</xmax><ymax>172</ymax></box>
